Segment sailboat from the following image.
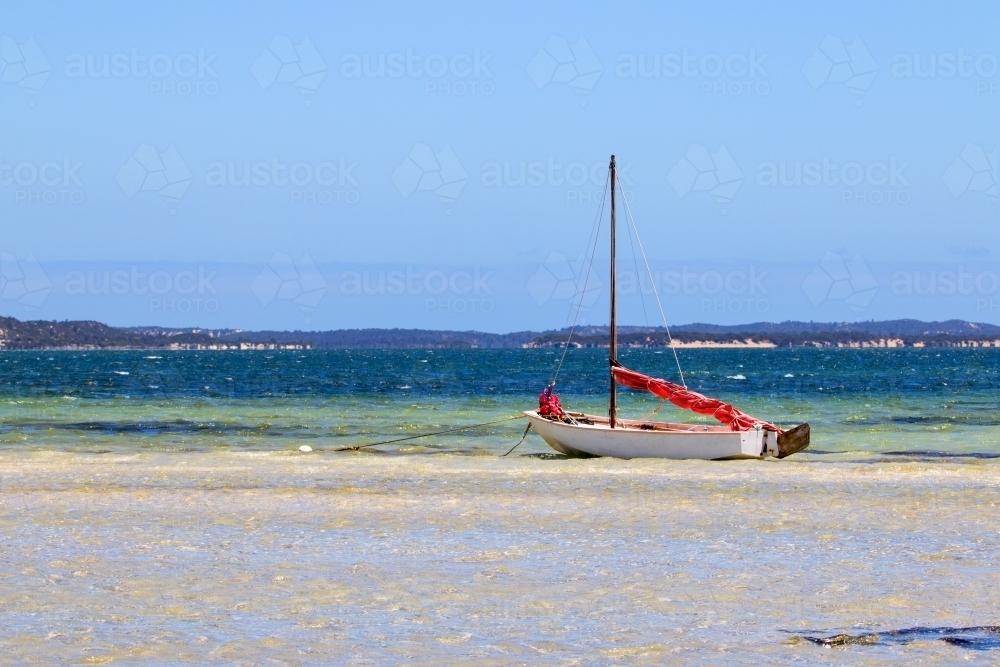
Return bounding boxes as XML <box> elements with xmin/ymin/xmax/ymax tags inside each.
<box><xmin>525</xmin><ymin>156</ymin><xmax>810</xmax><ymax>460</ymax></box>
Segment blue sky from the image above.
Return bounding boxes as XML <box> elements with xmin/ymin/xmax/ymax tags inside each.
<box><xmin>2</xmin><ymin>1</ymin><xmax>998</xmax><ymax>331</ymax></box>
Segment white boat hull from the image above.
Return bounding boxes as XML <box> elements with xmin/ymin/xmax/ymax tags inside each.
<box><xmin>525</xmin><ymin>411</ymin><xmax>780</xmax><ymax>460</ymax></box>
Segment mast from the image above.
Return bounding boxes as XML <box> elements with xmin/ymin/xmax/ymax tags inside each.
<box><xmin>609</xmin><ymin>155</ymin><xmax>618</xmax><ymax>428</ymax></box>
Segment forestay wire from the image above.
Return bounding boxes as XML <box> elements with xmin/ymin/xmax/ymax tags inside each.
<box><xmin>618</xmin><ymin>179</ymin><xmax>687</xmax><ymax>388</ymax></box>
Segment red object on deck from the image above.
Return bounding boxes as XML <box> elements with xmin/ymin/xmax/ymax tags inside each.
<box><xmin>538</xmin><ymin>386</ymin><xmax>565</xmax><ymax>417</ymax></box>
<box><xmin>612</xmin><ymin>365</ymin><xmax>780</xmax><ymax>432</ymax></box>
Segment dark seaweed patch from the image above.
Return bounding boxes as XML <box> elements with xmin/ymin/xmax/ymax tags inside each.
<box><xmin>882</xmin><ymin>450</ymin><xmax>1000</xmax><ymax>459</ymax></box>
<box><xmin>0</xmin><ymin>420</ymin><xmax>311</xmax><ymax>438</ymax></box>
<box><xmin>800</xmin><ymin>626</ymin><xmax>1000</xmax><ymax>650</ymax></box>
<box><xmin>889</xmin><ymin>415</ymin><xmax>1000</xmax><ymax>426</ymax></box>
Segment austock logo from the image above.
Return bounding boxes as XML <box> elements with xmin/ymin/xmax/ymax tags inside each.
<box><xmin>392</xmin><ymin>144</ymin><xmax>467</xmax><ymax>211</ymax></box>
<box><xmin>667</xmin><ymin>143</ymin><xmax>743</xmax><ymax>213</ymax></box>
<box><xmin>617</xmin><ymin>265</ymin><xmax>770</xmax><ymax>314</ymax></box>
<box><xmin>64</xmin><ymin>47</ymin><xmax>219</xmax><ymax>96</ymax></box>
<box><xmin>616</xmin><ymin>47</ymin><xmax>769</xmax><ymax>97</ymax></box>
<box><xmin>340</xmin><ymin>47</ymin><xmax>494</xmax><ymax>96</ymax></box>
<box><xmin>64</xmin><ymin>265</ymin><xmax>220</xmax><ymax>314</ymax></box>
<box><xmin>943</xmin><ymin>144</ymin><xmax>997</xmax><ymax>205</ymax></box>
<box><xmin>204</xmin><ymin>157</ymin><xmax>360</xmax><ymax>204</ymax></box>
<box><xmin>480</xmin><ymin>157</ymin><xmax>633</xmax><ymax>204</ymax></box>
<box><xmin>891</xmin><ymin>267</ymin><xmax>997</xmax><ymax>297</ymax></box>
<box><xmin>252</xmin><ymin>35</ymin><xmax>327</xmax><ymax>97</ymax></box>
<box><xmin>802</xmin><ymin>35</ymin><xmax>878</xmax><ymax>105</ymax></box>
<box><xmin>339</xmin><ymin>266</ymin><xmax>494</xmax><ymax>314</ymax></box>
<box><xmin>117</xmin><ymin>144</ymin><xmax>193</xmax><ymax>208</ymax></box>
<box><xmin>251</xmin><ymin>253</ymin><xmax>327</xmax><ymax>315</ymax></box>
<box><xmin>526</xmin><ymin>252</ymin><xmax>602</xmax><ymax>310</ymax></box>
<box><xmin>892</xmin><ymin>50</ymin><xmax>997</xmax><ymax>78</ymax></box>
<box><xmin>757</xmin><ymin>156</ymin><xmax>910</xmax><ymax>205</ymax></box>
<box><xmin>891</xmin><ymin>264</ymin><xmax>999</xmax><ymax>314</ymax></box>
<box><xmin>0</xmin><ymin>35</ymin><xmax>51</xmax><ymax>102</ymax></box>
<box><xmin>802</xmin><ymin>252</ymin><xmax>878</xmax><ymax>310</ymax></box>
<box><xmin>0</xmin><ymin>253</ymin><xmax>51</xmax><ymax>310</ymax></box>
<box><xmin>527</xmin><ymin>35</ymin><xmax>602</xmax><ymax>103</ymax></box>
<box><xmin>1</xmin><ymin>157</ymin><xmax>85</xmax><ymax>204</ymax></box>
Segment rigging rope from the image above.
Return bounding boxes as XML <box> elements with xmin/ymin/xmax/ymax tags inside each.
<box><xmin>618</xmin><ymin>180</ymin><xmax>687</xmax><ymax>388</ymax></box>
<box><xmin>560</xmin><ymin>176</ymin><xmax>607</xmax><ymax>330</ymax></box>
<box><xmin>638</xmin><ymin>397</ymin><xmax>668</xmax><ymax>421</ymax></box>
<box><xmin>623</xmin><ymin>192</ymin><xmax>651</xmax><ymax>329</ymax></box>
<box><xmin>550</xmin><ymin>171</ymin><xmax>609</xmax><ymax>387</ymax></box>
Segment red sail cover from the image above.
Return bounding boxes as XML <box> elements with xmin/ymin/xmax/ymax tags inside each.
<box><xmin>612</xmin><ymin>365</ymin><xmax>780</xmax><ymax>432</ymax></box>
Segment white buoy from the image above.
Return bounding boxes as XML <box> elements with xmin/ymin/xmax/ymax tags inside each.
<box><xmin>298</xmin><ymin>445</ymin><xmax>312</xmax><ymax>452</ymax></box>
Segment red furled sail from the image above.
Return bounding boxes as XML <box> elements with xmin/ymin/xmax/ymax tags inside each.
<box><xmin>612</xmin><ymin>364</ymin><xmax>781</xmax><ymax>432</ymax></box>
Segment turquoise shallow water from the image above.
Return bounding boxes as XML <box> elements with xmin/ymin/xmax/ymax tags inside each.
<box><xmin>0</xmin><ymin>348</ymin><xmax>996</xmax><ymax>456</ymax></box>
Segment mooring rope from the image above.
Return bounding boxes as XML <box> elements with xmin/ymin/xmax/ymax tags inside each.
<box><xmin>502</xmin><ymin>422</ymin><xmax>533</xmax><ymax>457</ymax></box>
<box><xmin>333</xmin><ymin>415</ymin><xmax>527</xmax><ymax>452</ymax></box>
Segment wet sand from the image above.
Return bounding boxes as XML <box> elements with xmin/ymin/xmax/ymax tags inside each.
<box><xmin>2</xmin><ymin>450</ymin><xmax>999</xmax><ymax>665</ymax></box>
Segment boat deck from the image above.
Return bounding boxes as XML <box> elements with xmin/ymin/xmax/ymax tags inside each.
<box><xmin>561</xmin><ymin>412</ymin><xmax>735</xmax><ymax>433</ymax></box>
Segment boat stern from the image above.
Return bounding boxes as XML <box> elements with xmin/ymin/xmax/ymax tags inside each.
<box><xmin>744</xmin><ymin>426</ymin><xmax>808</xmax><ymax>458</ymax></box>
<box><xmin>776</xmin><ymin>423</ymin><xmax>810</xmax><ymax>458</ymax></box>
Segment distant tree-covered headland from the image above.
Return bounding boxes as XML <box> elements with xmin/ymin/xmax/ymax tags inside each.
<box><xmin>0</xmin><ymin>316</ymin><xmax>998</xmax><ymax>350</ymax></box>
